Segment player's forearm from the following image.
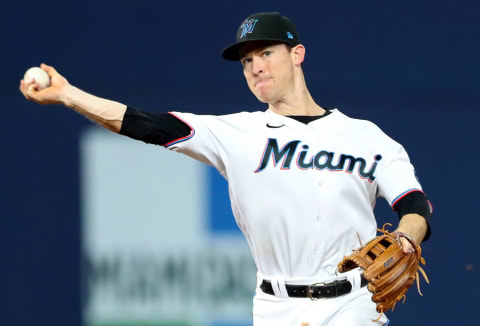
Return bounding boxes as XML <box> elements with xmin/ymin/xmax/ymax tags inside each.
<box><xmin>62</xmin><ymin>85</ymin><xmax>126</xmax><ymax>133</ymax></box>
<box><xmin>395</xmin><ymin>213</ymin><xmax>428</xmax><ymax>244</ymax></box>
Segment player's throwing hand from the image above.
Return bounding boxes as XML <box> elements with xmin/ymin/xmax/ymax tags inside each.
<box><xmin>19</xmin><ymin>63</ymin><xmax>70</xmax><ymax>105</ymax></box>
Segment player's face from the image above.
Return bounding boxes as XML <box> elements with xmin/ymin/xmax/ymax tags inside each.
<box><xmin>240</xmin><ymin>41</ymin><xmax>295</xmax><ymax>104</ymax></box>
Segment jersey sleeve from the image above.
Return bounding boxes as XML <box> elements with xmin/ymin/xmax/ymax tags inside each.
<box><xmin>119</xmin><ymin>107</ymin><xmax>193</xmax><ymax>146</ymax></box>
<box><xmin>375</xmin><ymin>143</ymin><xmax>423</xmax><ymax>208</ymax></box>
<box><xmin>164</xmin><ymin>112</ymin><xmax>227</xmax><ymax>175</ymax></box>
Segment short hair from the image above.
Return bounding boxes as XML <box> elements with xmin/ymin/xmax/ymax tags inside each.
<box><xmin>284</xmin><ymin>44</ymin><xmax>293</xmax><ymax>52</ymax></box>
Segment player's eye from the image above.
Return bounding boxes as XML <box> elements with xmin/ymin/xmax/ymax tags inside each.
<box><xmin>263</xmin><ymin>51</ymin><xmax>272</xmax><ymax>57</ymax></box>
<box><xmin>242</xmin><ymin>57</ymin><xmax>252</xmax><ymax>65</ymax></box>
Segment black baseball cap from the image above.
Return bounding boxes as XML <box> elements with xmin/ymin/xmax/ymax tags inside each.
<box><xmin>222</xmin><ymin>12</ymin><xmax>300</xmax><ymax>61</ymax></box>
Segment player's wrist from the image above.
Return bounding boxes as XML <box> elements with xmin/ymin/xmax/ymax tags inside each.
<box><xmin>392</xmin><ymin>231</ymin><xmax>416</xmax><ymax>243</ymax></box>
<box><xmin>395</xmin><ymin>214</ymin><xmax>428</xmax><ymax>244</ymax></box>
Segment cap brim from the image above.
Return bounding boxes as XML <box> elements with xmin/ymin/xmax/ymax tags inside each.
<box><xmin>221</xmin><ymin>40</ymin><xmax>251</xmax><ymax>61</ymax></box>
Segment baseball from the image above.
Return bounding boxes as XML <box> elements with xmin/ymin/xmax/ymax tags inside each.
<box><xmin>24</xmin><ymin>67</ymin><xmax>51</xmax><ymax>90</ymax></box>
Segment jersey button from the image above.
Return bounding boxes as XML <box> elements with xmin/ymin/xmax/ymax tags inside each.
<box><xmin>313</xmin><ymin>249</ymin><xmax>319</xmax><ymax>255</ymax></box>
<box><xmin>316</xmin><ymin>215</ymin><xmax>322</xmax><ymax>222</ymax></box>
<box><xmin>318</xmin><ymin>180</ymin><xmax>323</xmax><ymax>186</ymax></box>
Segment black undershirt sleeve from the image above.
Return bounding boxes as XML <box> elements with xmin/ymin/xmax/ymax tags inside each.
<box><xmin>393</xmin><ymin>191</ymin><xmax>432</xmax><ymax>242</ymax></box>
<box><xmin>119</xmin><ymin>106</ymin><xmax>191</xmax><ymax>146</ymax></box>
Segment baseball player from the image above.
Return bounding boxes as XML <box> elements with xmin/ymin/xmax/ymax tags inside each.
<box><xmin>20</xmin><ymin>12</ymin><xmax>431</xmax><ymax>326</ymax></box>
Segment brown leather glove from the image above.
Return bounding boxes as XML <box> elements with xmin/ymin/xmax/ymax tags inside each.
<box><xmin>337</xmin><ymin>226</ymin><xmax>429</xmax><ymax>315</ymax></box>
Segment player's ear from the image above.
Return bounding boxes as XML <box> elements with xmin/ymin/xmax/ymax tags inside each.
<box><xmin>291</xmin><ymin>44</ymin><xmax>305</xmax><ymax>66</ymax></box>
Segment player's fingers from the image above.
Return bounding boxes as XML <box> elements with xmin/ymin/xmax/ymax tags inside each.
<box><xmin>41</xmin><ymin>63</ymin><xmax>59</xmax><ymax>77</ymax></box>
<box><xmin>40</xmin><ymin>62</ymin><xmax>69</xmax><ymax>88</ymax></box>
<box><xmin>19</xmin><ymin>79</ymin><xmax>25</xmax><ymax>93</ymax></box>
<box><xmin>25</xmin><ymin>82</ymin><xmax>39</xmax><ymax>99</ymax></box>
<box><xmin>399</xmin><ymin>237</ymin><xmax>414</xmax><ymax>254</ymax></box>
<box><xmin>20</xmin><ymin>78</ymin><xmax>35</xmax><ymax>99</ymax></box>
<box><xmin>19</xmin><ymin>80</ymin><xmax>30</xmax><ymax>99</ymax></box>
<box><xmin>23</xmin><ymin>77</ymin><xmax>47</xmax><ymax>102</ymax></box>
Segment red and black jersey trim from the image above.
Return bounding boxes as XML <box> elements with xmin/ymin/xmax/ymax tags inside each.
<box><xmin>164</xmin><ymin>112</ymin><xmax>195</xmax><ymax>147</ymax></box>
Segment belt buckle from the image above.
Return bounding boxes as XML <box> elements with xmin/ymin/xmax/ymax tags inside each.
<box><xmin>307</xmin><ymin>282</ymin><xmax>326</xmax><ymax>300</ymax></box>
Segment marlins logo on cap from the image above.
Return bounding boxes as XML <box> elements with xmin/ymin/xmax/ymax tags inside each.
<box><xmin>240</xmin><ymin>19</ymin><xmax>259</xmax><ymax>38</ymax></box>
<box><xmin>222</xmin><ymin>12</ymin><xmax>301</xmax><ymax>61</ymax></box>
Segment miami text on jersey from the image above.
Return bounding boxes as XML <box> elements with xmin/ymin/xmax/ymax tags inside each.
<box><xmin>254</xmin><ymin>138</ymin><xmax>382</xmax><ymax>182</ymax></box>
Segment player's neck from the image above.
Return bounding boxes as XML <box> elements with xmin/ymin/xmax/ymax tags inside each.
<box><xmin>268</xmin><ymin>88</ymin><xmax>325</xmax><ymax>116</ymax></box>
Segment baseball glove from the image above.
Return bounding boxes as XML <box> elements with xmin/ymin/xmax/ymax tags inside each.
<box><xmin>337</xmin><ymin>224</ymin><xmax>429</xmax><ymax>317</ymax></box>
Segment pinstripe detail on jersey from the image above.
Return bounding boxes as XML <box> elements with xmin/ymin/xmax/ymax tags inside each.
<box><xmin>164</xmin><ymin>112</ymin><xmax>195</xmax><ymax>147</ymax></box>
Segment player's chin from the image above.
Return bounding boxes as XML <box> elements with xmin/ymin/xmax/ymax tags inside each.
<box><xmin>255</xmin><ymin>96</ymin><xmax>270</xmax><ymax>103</ymax></box>
<box><xmin>253</xmin><ymin>91</ymin><xmax>274</xmax><ymax>104</ymax></box>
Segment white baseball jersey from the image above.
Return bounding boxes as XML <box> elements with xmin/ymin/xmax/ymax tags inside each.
<box><xmin>166</xmin><ymin>108</ymin><xmax>422</xmax><ymax>283</ymax></box>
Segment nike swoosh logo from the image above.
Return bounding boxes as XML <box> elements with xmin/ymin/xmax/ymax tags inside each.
<box><xmin>266</xmin><ymin>123</ymin><xmax>285</xmax><ymax>128</ymax></box>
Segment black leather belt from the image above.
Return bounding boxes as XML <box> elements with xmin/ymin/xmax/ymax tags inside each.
<box><xmin>260</xmin><ymin>276</ymin><xmax>368</xmax><ymax>299</ymax></box>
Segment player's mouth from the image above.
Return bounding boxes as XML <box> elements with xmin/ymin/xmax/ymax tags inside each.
<box><xmin>255</xmin><ymin>78</ymin><xmax>272</xmax><ymax>88</ymax></box>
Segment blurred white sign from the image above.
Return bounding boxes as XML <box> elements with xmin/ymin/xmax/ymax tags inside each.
<box><xmin>81</xmin><ymin>128</ymin><xmax>256</xmax><ymax>326</ymax></box>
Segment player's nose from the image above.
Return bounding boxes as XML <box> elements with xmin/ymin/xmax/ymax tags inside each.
<box><xmin>251</xmin><ymin>56</ymin><xmax>265</xmax><ymax>75</ymax></box>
